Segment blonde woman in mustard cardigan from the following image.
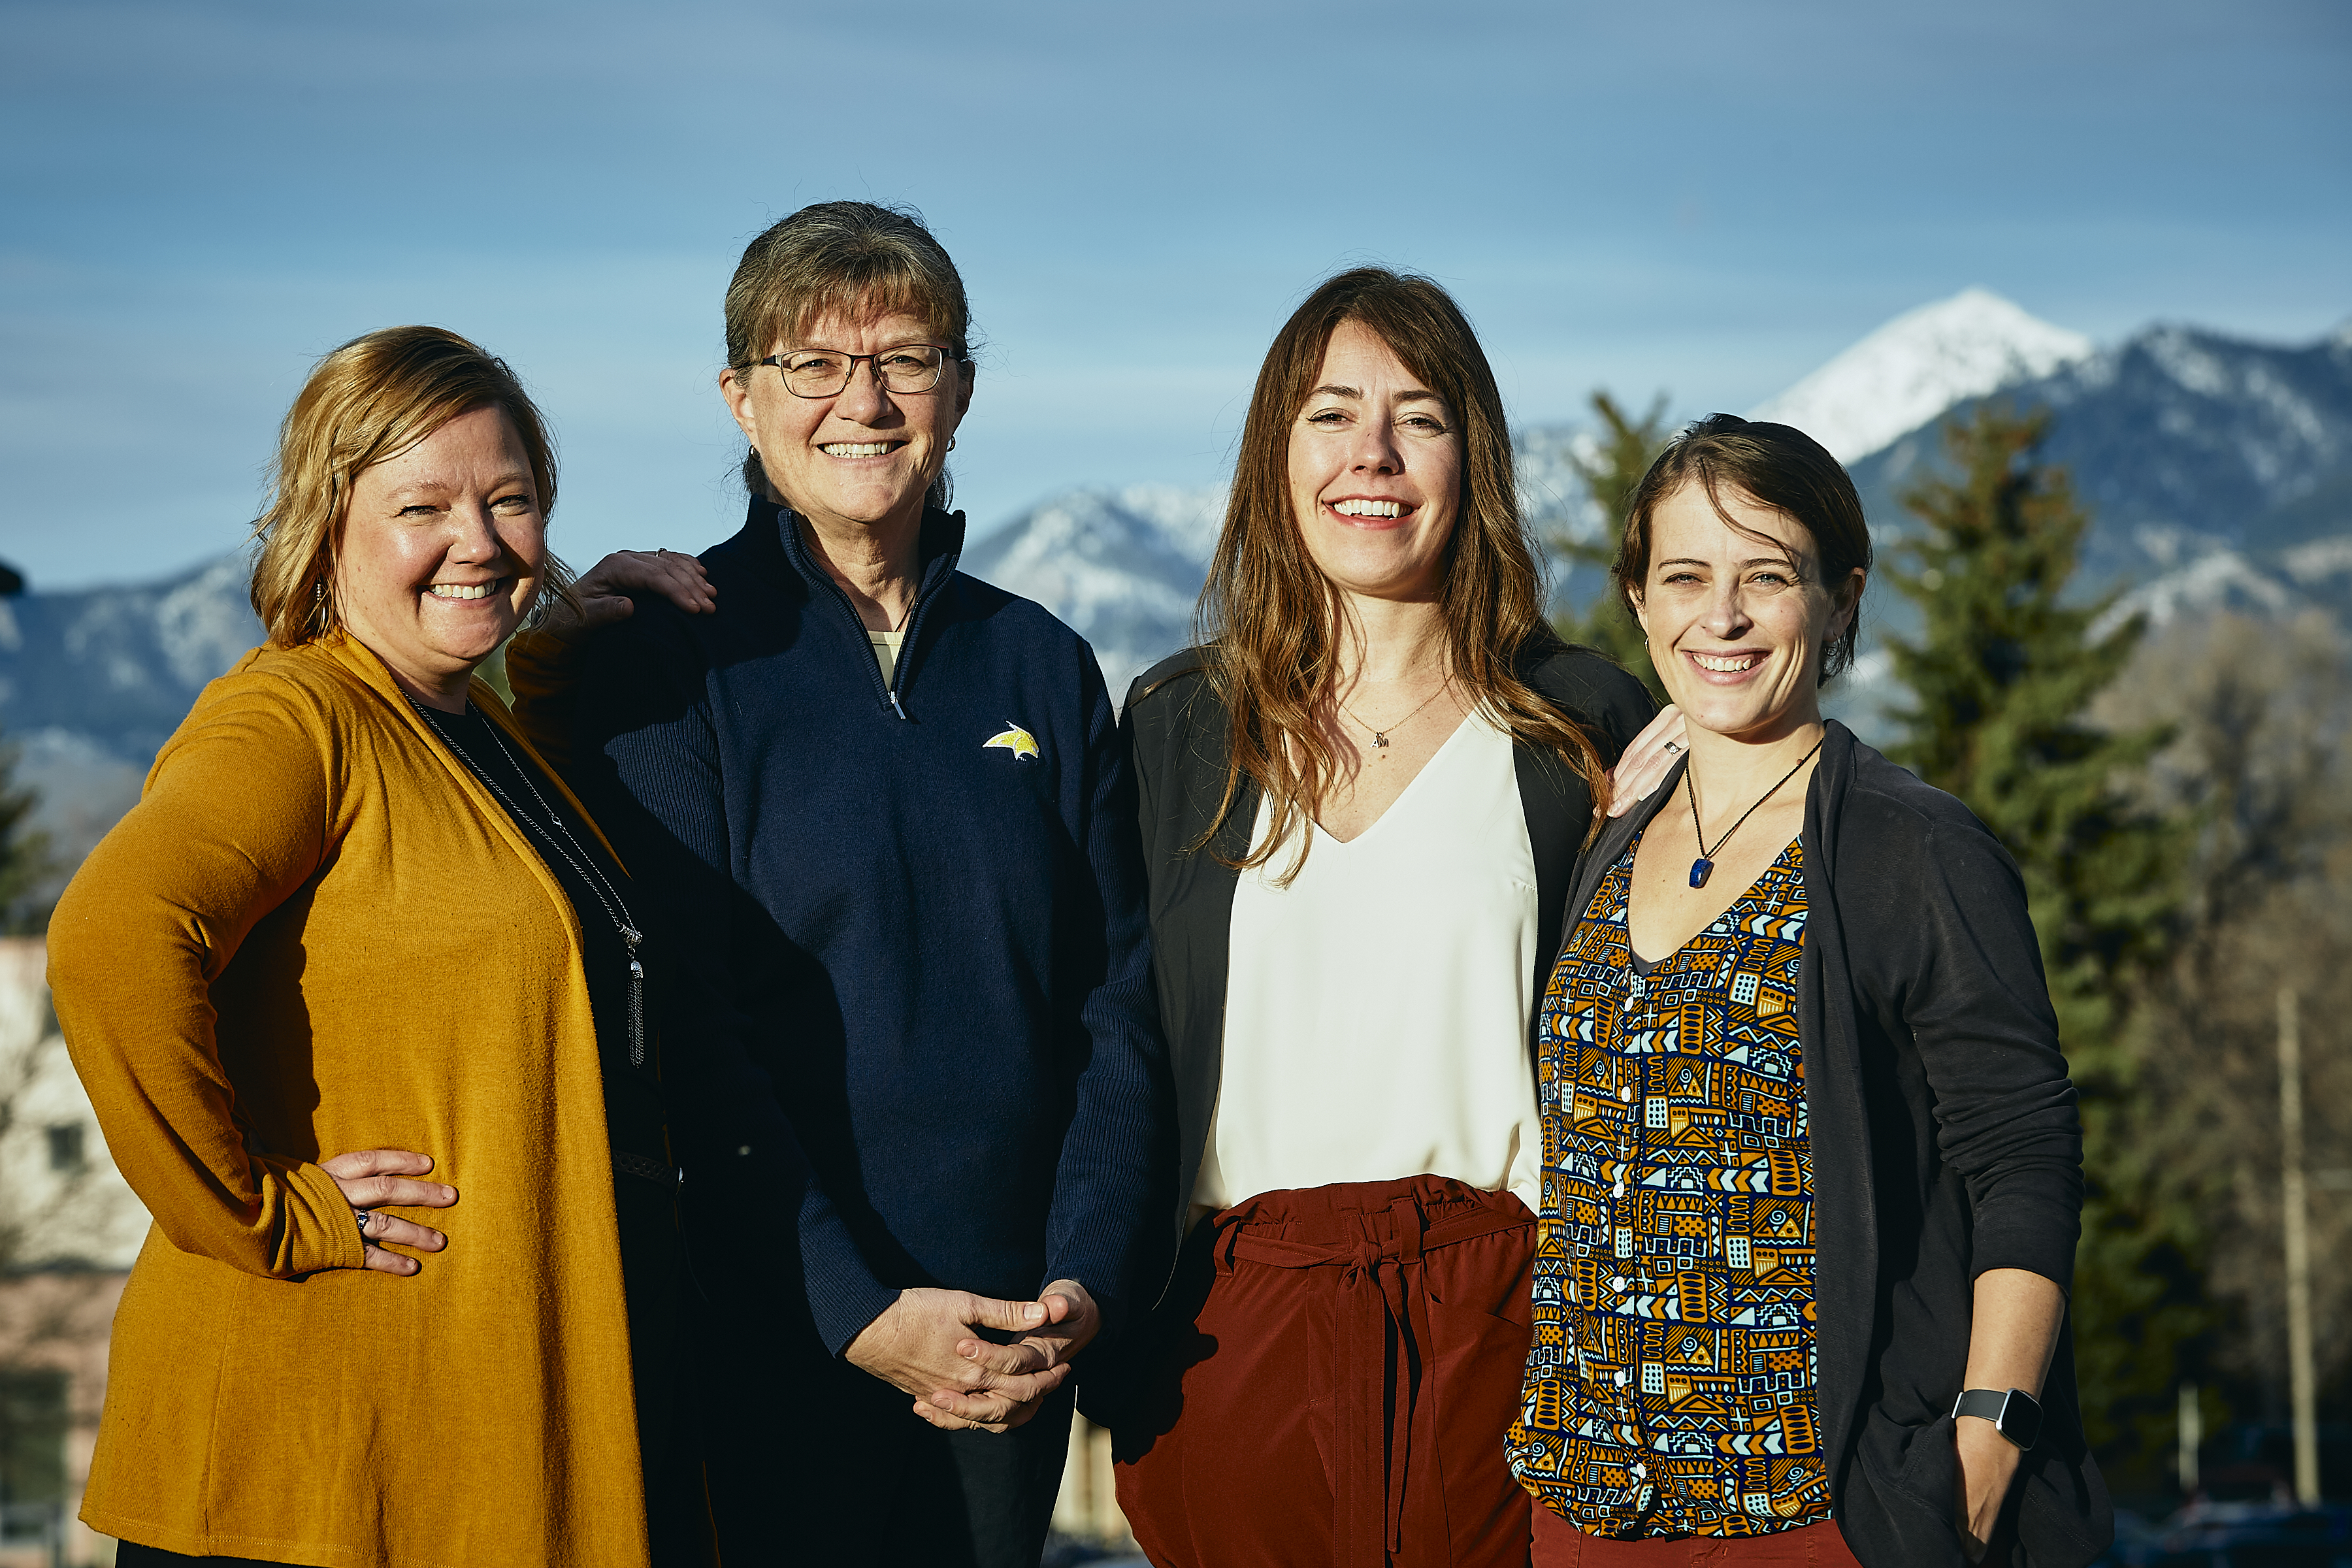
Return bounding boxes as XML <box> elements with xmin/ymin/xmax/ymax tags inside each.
<box><xmin>48</xmin><ymin>327</ymin><xmax>722</xmax><ymax>1567</ymax></box>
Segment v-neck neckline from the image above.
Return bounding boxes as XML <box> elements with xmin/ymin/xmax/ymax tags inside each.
<box><xmin>1305</xmin><ymin>707</ymin><xmax>1480</xmax><ymax>849</ymax></box>
<box><xmin>1620</xmin><ymin>828</ymin><xmax>1805</xmax><ymax>968</ymax></box>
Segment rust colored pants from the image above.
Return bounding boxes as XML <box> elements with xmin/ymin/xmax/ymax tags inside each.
<box><xmin>1530</xmin><ymin>1507</ymin><xmax>1865</xmax><ymax>1567</ymax></box>
<box><xmin>1113</xmin><ymin>1175</ymin><xmax>1537</xmax><ymax>1568</ymax></box>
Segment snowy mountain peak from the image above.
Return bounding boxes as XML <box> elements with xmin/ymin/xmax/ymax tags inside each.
<box><xmin>962</xmin><ymin>484</ymin><xmax>1225</xmax><ymax>698</ymax></box>
<box><xmin>1749</xmin><ymin>288</ymin><xmax>2094</xmax><ymax>463</ymax></box>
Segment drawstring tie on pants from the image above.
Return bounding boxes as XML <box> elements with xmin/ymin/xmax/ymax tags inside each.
<box><xmin>1217</xmin><ymin>1192</ymin><xmax>1528</xmax><ymax>1568</ymax></box>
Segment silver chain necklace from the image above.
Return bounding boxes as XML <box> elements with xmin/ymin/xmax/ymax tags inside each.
<box><xmin>416</xmin><ymin>701</ymin><xmax>645</xmax><ymax>1068</ymax></box>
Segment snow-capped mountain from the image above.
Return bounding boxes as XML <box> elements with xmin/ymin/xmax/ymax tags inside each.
<box><xmin>1749</xmin><ymin>288</ymin><xmax>2094</xmax><ymax>463</ymax></box>
<box><xmin>0</xmin><ymin>553</ymin><xmax>262</xmax><ymax>760</ymax></box>
<box><xmin>7</xmin><ymin>300</ymin><xmax>2346</xmax><ymax>890</ymax></box>
<box><xmin>962</xmin><ymin>483</ymin><xmax>1224</xmax><ymax>698</ymax></box>
<box><xmin>0</xmin><ymin>553</ymin><xmax>265</xmax><ymax>898</ymax></box>
<box><xmin>1852</xmin><ymin>319</ymin><xmax>2352</xmax><ymax>622</ymax></box>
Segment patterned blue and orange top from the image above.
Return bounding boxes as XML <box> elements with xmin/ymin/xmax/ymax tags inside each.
<box><xmin>1509</xmin><ymin>834</ymin><xmax>1831</xmax><ymax>1537</ymax></box>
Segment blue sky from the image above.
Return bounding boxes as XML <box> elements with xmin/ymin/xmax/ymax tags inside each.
<box><xmin>3</xmin><ymin>0</ymin><xmax>2345</xmax><ymax>590</ymax></box>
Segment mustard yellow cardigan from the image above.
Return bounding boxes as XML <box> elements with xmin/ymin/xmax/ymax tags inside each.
<box><xmin>50</xmin><ymin>634</ymin><xmax>647</xmax><ymax>1568</ymax></box>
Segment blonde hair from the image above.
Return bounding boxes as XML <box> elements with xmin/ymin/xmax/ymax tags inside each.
<box><xmin>1200</xmin><ymin>269</ymin><xmax>1609</xmax><ymax>881</ymax></box>
<box><xmin>723</xmin><ymin>201</ymin><xmax>972</xmax><ymax>508</ymax></box>
<box><xmin>250</xmin><ymin>325</ymin><xmax>569</xmax><ymax>647</ymax></box>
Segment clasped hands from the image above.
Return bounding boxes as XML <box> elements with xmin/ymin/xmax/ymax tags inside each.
<box><xmin>846</xmin><ymin>1279</ymin><xmax>1100</xmax><ymax>1434</ymax></box>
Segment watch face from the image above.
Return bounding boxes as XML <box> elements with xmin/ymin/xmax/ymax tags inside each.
<box><xmin>2000</xmin><ymin>1390</ymin><xmax>2044</xmax><ymax>1450</ymax></box>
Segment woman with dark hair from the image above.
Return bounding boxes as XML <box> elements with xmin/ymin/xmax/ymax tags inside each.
<box><xmin>1508</xmin><ymin>415</ymin><xmax>2108</xmax><ymax>1567</ymax></box>
<box><xmin>506</xmin><ymin>200</ymin><xmax>1172</xmax><ymax>1565</ymax></box>
<box><xmin>1102</xmin><ymin>268</ymin><xmax>1658</xmax><ymax>1566</ymax></box>
<box><xmin>50</xmin><ymin>325</ymin><xmax>713</xmax><ymax>1565</ymax></box>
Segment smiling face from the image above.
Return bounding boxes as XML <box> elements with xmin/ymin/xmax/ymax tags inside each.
<box><xmin>1286</xmin><ymin>318</ymin><xmax>1462</xmax><ymax>603</ymax></box>
<box><xmin>719</xmin><ymin>306</ymin><xmax>972</xmax><ymax>536</ymax></box>
<box><xmin>334</xmin><ymin>403</ymin><xmax>544</xmax><ymax>708</ymax></box>
<box><xmin>1633</xmin><ymin>479</ymin><xmax>1863</xmax><ymax>742</ymax></box>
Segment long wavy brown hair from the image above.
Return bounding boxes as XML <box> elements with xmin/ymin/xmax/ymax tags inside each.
<box><xmin>1198</xmin><ymin>268</ymin><xmax>1609</xmax><ymax>879</ymax></box>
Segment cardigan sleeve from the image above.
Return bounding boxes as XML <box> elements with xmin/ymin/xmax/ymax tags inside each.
<box><xmin>532</xmin><ymin>608</ymin><xmax>900</xmax><ymax>1356</ymax></box>
<box><xmin>1860</xmin><ymin>809</ymin><xmax>2084</xmax><ymax>1292</ymax></box>
<box><xmin>48</xmin><ymin>671</ymin><xmax>367</xmax><ymax>1279</ymax></box>
<box><xmin>1037</xmin><ymin>651</ymin><xmax>1175</xmax><ymax>1342</ymax></box>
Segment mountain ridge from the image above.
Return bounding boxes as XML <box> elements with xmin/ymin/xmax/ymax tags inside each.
<box><xmin>7</xmin><ymin>302</ymin><xmax>2345</xmax><ymax>886</ymax></box>
<box><xmin>1750</xmin><ymin>288</ymin><xmax>2094</xmax><ymax>463</ymax></box>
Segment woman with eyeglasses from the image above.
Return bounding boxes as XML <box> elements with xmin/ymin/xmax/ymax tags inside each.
<box><xmin>504</xmin><ymin>200</ymin><xmax>1172</xmax><ymax>1565</ymax></box>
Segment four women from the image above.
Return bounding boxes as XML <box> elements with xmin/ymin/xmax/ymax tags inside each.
<box><xmin>51</xmin><ymin>207</ymin><xmax>2102</xmax><ymax>1568</ymax></box>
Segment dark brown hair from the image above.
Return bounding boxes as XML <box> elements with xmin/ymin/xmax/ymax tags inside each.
<box><xmin>250</xmin><ymin>325</ymin><xmax>570</xmax><ymax>648</ymax></box>
<box><xmin>1198</xmin><ymin>267</ymin><xmax>1609</xmax><ymax>879</ymax></box>
<box><xmin>1613</xmin><ymin>414</ymin><xmax>1872</xmax><ymax>683</ymax></box>
<box><xmin>723</xmin><ymin>201</ymin><xmax>972</xmax><ymax>510</ymax></box>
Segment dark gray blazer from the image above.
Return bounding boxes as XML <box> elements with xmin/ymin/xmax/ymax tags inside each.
<box><xmin>1576</xmin><ymin>721</ymin><xmax>2109</xmax><ymax>1568</ymax></box>
<box><xmin>1117</xmin><ymin>641</ymin><xmax>1656</xmax><ymax>1254</ymax></box>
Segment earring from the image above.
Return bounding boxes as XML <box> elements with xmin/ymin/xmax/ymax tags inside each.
<box><xmin>947</xmin><ymin>436</ymin><xmax>956</xmax><ymax>452</ymax></box>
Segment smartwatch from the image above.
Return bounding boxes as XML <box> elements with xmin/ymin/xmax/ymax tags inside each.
<box><xmin>1952</xmin><ymin>1387</ymin><xmax>2043</xmax><ymax>1450</ymax></box>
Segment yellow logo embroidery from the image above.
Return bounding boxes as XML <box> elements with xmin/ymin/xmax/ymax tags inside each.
<box><xmin>983</xmin><ymin>723</ymin><xmax>1039</xmax><ymax>761</ymax></box>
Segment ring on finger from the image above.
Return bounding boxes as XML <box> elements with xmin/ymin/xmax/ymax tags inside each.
<box><xmin>1661</xmin><ymin>739</ymin><xmax>1683</xmax><ymax>753</ymax></box>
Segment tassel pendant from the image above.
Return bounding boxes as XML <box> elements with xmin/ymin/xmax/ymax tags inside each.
<box><xmin>1688</xmin><ymin>858</ymin><xmax>1714</xmax><ymax>889</ymax></box>
<box><xmin>623</xmin><ymin>927</ymin><xmax>646</xmax><ymax>1070</ymax></box>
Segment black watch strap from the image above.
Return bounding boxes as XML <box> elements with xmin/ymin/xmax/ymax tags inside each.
<box><xmin>1952</xmin><ymin>1387</ymin><xmax>2043</xmax><ymax>1450</ymax></box>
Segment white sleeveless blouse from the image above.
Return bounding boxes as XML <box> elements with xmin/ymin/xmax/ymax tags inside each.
<box><xmin>1194</xmin><ymin>710</ymin><xmax>1544</xmax><ymax>1214</ymax></box>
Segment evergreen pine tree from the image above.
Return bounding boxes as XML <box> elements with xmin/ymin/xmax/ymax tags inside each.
<box><xmin>1549</xmin><ymin>391</ymin><xmax>1671</xmax><ymax>700</ymax></box>
<box><xmin>1882</xmin><ymin>402</ymin><xmax>2205</xmax><ymax>1480</ymax></box>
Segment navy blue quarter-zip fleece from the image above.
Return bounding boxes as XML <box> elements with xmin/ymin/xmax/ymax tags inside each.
<box><xmin>515</xmin><ymin>496</ymin><xmax>1173</xmax><ymax>1355</ymax></box>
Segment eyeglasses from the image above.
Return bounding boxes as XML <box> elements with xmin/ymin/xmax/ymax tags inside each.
<box><xmin>754</xmin><ymin>344</ymin><xmax>963</xmax><ymax>399</ymax></box>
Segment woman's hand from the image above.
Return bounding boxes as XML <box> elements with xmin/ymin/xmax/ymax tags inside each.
<box><xmin>1953</xmin><ymin>1417</ymin><xmax>2023</xmax><ymax>1560</ymax></box>
<box><xmin>921</xmin><ymin>1279</ymin><xmax>1103</xmax><ymax>1432</ymax></box>
<box><xmin>1607</xmin><ymin>704</ymin><xmax>1688</xmax><ymax>816</ymax></box>
<box><xmin>847</xmin><ymin>1287</ymin><xmax>1074</xmax><ymax>1433</ymax></box>
<box><xmin>1950</xmin><ymin>1267</ymin><xmax>2066</xmax><ymax>1560</ymax></box>
<box><xmin>536</xmin><ymin>549</ymin><xmax>717</xmax><ymax>645</ymax></box>
<box><xmin>321</xmin><ymin>1149</ymin><xmax>457</xmax><ymax>1276</ymax></box>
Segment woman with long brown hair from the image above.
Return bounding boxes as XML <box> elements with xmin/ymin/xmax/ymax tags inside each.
<box><xmin>1095</xmin><ymin>268</ymin><xmax>1657</xmax><ymax>1565</ymax></box>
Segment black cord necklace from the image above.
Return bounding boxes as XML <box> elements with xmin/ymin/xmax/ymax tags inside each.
<box><xmin>1683</xmin><ymin>737</ymin><xmax>1824</xmax><ymax>889</ymax></box>
<box><xmin>414</xmin><ymin>699</ymin><xmax>647</xmax><ymax>1068</ymax></box>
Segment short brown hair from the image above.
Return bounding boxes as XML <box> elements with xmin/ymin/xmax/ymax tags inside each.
<box><xmin>249</xmin><ymin>325</ymin><xmax>566</xmax><ymax>648</ymax></box>
<box><xmin>1613</xmin><ymin>414</ymin><xmax>1872</xmax><ymax>683</ymax></box>
<box><xmin>723</xmin><ymin>202</ymin><xmax>973</xmax><ymax>507</ymax></box>
<box><xmin>1199</xmin><ymin>267</ymin><xmax>1609</xmax><ymax>878</ymax></box>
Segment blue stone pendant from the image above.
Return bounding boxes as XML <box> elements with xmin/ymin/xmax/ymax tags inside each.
<box><xmin>1688</xmin><ymin>858</ymin><xmax>1714</xmax><ymax>889</ymax></box>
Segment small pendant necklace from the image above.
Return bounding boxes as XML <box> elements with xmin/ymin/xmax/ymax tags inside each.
<box><xmin>1340</xmin><ymin>674</ymin><xmax>1452</xmax><ymax>749</ymax></box>
<box><xmin>1684</xmin><ymin>737</ymin><xmax>1823</xmax><ymax>889</ymax></box>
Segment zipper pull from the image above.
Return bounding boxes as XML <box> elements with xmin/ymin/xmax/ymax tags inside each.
<box><xmin>889</xmin><ymin>691</ymin><xmax>908</xmax><ymax>721</ymax></box>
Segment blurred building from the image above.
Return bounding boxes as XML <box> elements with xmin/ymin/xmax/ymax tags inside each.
<box><xmin>0</xmin><ymin>938</ymin><xmax>144</xmax><ymax>1567</ymax></box>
